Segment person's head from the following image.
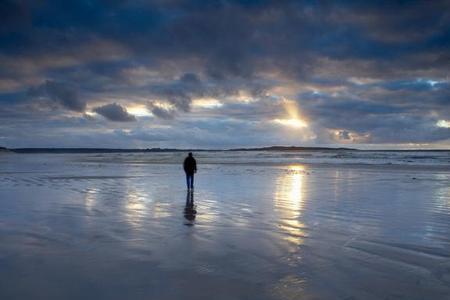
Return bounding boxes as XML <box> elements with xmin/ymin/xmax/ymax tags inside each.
<box><xmin>188</xmin><ymin>152</ymin><xmax>193</xmax><ymax>157</ymax></box>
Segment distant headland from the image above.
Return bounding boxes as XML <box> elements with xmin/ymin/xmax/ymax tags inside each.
<box><xmin>4</xmin><ymin>146</ymin><xmax>355</xmax><ymax>153</ymax></box>
<box><xmin>1</xmin><ymin>146</ymin><xmax>448</xmax><ymax>153</ymax></box>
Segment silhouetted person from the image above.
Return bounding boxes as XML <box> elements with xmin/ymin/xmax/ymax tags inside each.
<box><xmin>184</xmin><ymin>190</ymin><xmax>196</xmax><ymax>223</ymax></box>
<box><xmin>183</xmin><ymin>152</ymin><xmax>197</xmax><ymax>190</ymax></box>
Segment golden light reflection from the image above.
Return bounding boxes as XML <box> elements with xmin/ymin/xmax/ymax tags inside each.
<box><xmin>152</xmin><ymin>203</ymin><xmax>172</xmax><ymax>219</ymax></box>
<box><xmin>124</xmin><ymin>188</ymin><xmax>150</xmax><ymax>229</ymax></box>
<box><xmin>84</xmin><ymin>188</ymin><xmax>97</xmax><ymax>212</ymax></box>
<box><xmin>274</xmin><ymin>165</ymin><xmax>307</xmax><ymax>246</ymax></box>
<box><xmin>433</xmin><ymin>174</ymin><xmax>450</xmax><ymax>210</ymax></box>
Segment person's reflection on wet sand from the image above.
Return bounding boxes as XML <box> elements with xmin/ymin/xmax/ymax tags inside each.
<box><xmin>184</xmin><ymin>190</ymin><xmax>196</xmax><ymax>225</ymax></box>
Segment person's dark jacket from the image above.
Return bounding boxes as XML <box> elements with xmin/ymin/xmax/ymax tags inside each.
<box><xmin>183</xmin><ymin>156</ymin><xmax>197</xmax><ymax>175</ymax></box>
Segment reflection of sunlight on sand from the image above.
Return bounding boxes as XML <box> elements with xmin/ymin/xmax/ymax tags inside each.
<box><xmin>124</xmin><ymin>188</ymin><xmax>150</xmax><ymax>229</ymax></box>
<box><xmin>153</xmin><ymin>203</ymin><xmax>171</xmax><ymax>218</ymax></box>
<box><xmin>274</xmin><ymin>165</ymin><xmax>308</xmax><ymax>246</ymax></box>
<box><xmin>433</xmin><ymin>173</ymin><xmax>450</xmax><ymax>210</ymax></box>
<box><xmin>272</xmin><ymin>274</ymin><xmax>306</xmax><ymax>300</ymax></box>
<box><xmin>194</xmin><ymin>192</ymin><xmax>219</xmax><ymax>224</ymax></box>
<box><xmin>84</xmin><ymin>188</ymin><xmax>98</xmax><ymax>212</ymax></box>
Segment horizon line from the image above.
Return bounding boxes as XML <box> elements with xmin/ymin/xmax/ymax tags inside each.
<box><xmin>3</xmin><ymin>145</ymin><xmax>450</xmax><ymax>152</ymax></box>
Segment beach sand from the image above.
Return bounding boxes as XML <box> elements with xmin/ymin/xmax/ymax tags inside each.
<box><xmin>0</xmin><ymin>153</ymin><xmax>449</xmax><ymax>299</ymax></box>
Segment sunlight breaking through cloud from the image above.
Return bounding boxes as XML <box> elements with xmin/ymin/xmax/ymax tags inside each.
<box><xmin>437</xmin><ymin>120</ymin><xmax>450</xmax><ymax>128</ymax></box>
<box><xmin>273</xmin><ymin>118</ymin><xmax>308</xmax><ymax>129</ymax></box>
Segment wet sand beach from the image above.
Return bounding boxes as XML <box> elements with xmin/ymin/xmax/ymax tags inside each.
<box><xmin>0</xmin><ymin>152</ymin><xmax>449</xmax><ymax>299</ymax></box>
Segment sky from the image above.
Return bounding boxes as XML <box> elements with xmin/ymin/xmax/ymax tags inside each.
<box><xmin>0</xmin><ymin>0</ymin><xmax>449</xmax><ymax>149</ymax></box>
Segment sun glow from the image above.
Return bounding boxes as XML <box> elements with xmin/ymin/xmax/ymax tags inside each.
<box><xmin>85</xmin><ymin>111</ymin><xmax>96</xmax><ymax>117</ymax></box>
<box><xmin>127</xmin><ymin>104</ymin><xmax>152</xmax><ymax>117</ymax></box>
<box><xmin>436</xmin><ymin>120</ymin><xmax>450</xmax><ymax>128</ymax></box>
<box><xmin>274</xmin><ymin>98</ymin><xmax>308</xmax><ymax>129</ymax></box>
<box><xmin>273</xmin><ymin>118</ymin><xmax>308</xmax><ymax>128</ymax></box>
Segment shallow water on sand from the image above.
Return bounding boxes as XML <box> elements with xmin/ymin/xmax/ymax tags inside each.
<box><xmin>0</xmin><ymin>153</ymin><xmax>449</xmax><ymax>299</ymax></box>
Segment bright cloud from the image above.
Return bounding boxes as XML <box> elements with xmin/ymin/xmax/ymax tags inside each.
<box><xmin>437</xmin><ymin>120</ymin><xmax>450</xmax><ymax>128</ymax></box>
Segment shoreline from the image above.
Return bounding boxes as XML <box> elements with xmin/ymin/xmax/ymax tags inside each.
<box><xmin>1</xmin><ymin>151</ymin><xmax>449</xmax><ymax>171</ymax></box>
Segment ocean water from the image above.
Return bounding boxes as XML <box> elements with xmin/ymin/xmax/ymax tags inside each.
<box><xmin>0</xmin><ymin>151</ymin><xmax>449</xmax><ymax>299</ymax></box>
<box><xmin>69</xmin><ymin>150</ymin><xmax>450</xmax><ymax>167</ymax></box>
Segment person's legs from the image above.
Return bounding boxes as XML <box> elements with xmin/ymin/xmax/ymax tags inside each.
<box><xmin>186</xmin><ymin>173</ymin><xmax>190</xmax><ymax>189</ymax></box>
<box><xmin>186</xmin><ymin>173</ymin><xmax>194</xmax><ymax>189</ymax></box>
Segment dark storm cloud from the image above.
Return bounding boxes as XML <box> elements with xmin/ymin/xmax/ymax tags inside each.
<box><xmin>93</xmin><ymin>103</ymin><xmax>136</xmax><ymax>122</ymax></box>
<box><xmin>0</xmin><ymin>0</ymin><xmax>449</xmax><ymax>147</ymax></box>
<box><xmin>151</xmin><ymin>73</ymin><xmax>203</xmax><ymax>112</ymax></box>
<box><xmin>27</xmin><ymin>80</ymin><xmax>86</xmax><ymax>112</ymax></box>
<box><xmin>147</xmin><ymin>103</ymin><xmax>176</xmax><ymax>120</ymax></box>
<box><xmin>2</xmin><ymin>1</ymin><xmax>449</xmax><ymax>71</ymax></box>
